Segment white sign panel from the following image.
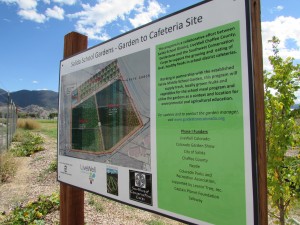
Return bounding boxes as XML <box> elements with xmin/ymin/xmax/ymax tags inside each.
<box><xmin>58</xmin><ymin>0</ymin><xmax>258</xmax><ymax>224</ymax></box>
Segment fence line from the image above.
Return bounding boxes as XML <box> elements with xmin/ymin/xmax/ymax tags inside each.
<box><xmin>0</xmin><ymin>95</ymin><xmax>17</xmax><ymax>152</ymax></box>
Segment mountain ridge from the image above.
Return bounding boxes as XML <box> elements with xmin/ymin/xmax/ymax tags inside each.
<box><xmin>0</xmin><ymin>89</ymin><xmax>58</xmax><ymax>109</ymax></box>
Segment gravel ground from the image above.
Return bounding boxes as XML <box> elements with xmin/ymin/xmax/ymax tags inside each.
<box><xmin>0</xmin><ymin>134</ymin><xmax>185</xmax><ymax>225</ymax></box>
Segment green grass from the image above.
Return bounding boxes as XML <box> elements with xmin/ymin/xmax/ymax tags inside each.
<box><xmin>37</xmin><ymin>120</ymin><xmax>57</xmax><ymax>139</ymax></box>
<box><xmin>144</xmin><ymin>220</ymin><xmax>167</xmax><ymax>225</ymax></box>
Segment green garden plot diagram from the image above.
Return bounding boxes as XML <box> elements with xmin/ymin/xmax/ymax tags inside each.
<box><xmin>59</xmin><ymin>49</ymin><xmax>151</xmax><ymax>171</ymax></box>
<box><xmin>71</xmin><ymin>60</ymin><xmax>143</xmax><ymax>154</ymax></box>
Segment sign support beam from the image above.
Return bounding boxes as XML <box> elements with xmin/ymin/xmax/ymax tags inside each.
<box><xmin>60</xmin><ymin>32</ymin><xmax>87</xmax><ymax>225</ymax></box>
<box><xmin>251</xmin><ymin>0</ymin><xmax>268</xmax><ymax>224</ymax></box>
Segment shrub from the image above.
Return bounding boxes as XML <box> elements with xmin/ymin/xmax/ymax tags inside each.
<box><xmin>0</xmin><ymin>151</ymin><xmax>17</xmax><ymax>183</ymax></box>
<box><xmin>17</xmin><ymin>119</ymin><xmax>41</xmax><ymax>130</ymax></box>
<box><xmin>48</xmin><ymin>160</ymin><xmax>57</xmax><ymax>172</ymax></box>
<box><xmin>10</xmin><ymin>131</ymin><xmax>44</xmax><ymax>157</ymax></box>
<box><xmin>3</xmin><ymin>192</ymin><xmax>60</xmax><ymax>224</ymax></box>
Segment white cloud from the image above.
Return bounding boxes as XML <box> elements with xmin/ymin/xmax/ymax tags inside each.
<box><xmin>18</xmin><ymin>0</ymin><xmax>37</xmax><ymax>9</ymax></box>
<box><xmin>0</xmin><ymin>0</ymin><xmax>37</xmax><ymax>9</ymax></box>
<box><xmin>120</xmin><ymin>25</ymin><xmax>130</xmax><ymax>33</ymax></box>
<box><xmin>262</xmin><ymin>16</ymin><xmax>300</xmax><ymax>70</ymax></box>
<box><xmin>129</xmin><ymin>0</ymin><xmax>167</xmax><ymax>28</ymax></box>
<box><xmin>268</xmin><ymin>5</ymin><xmax>284</xmax><ymax>14</ymax></box>
<box><xmin>75</xmin><ymin>24</ymin><xmax>111</xmax><ymax>41</ymax></box>
<box><xmin>46</xmin><ymin>6</ymin><xmax>64</xmax><ymax>20</ymax></box>
<box><xmin>276</xmin><ymin>5</ymin><xmax>284</xmax><ymax>11</ymax></box>
<box><xmin>67</xmin><ymin>0</ymin><xmax>167</xmax><ymax>41</ymax></box>
<box><xmin>18</xmin><ymin>9</ymin><xmax>47</xmax><ymax>23</ymax></box>
<box><xmin>32</xmin><ymin>80</ymin><xmax>38</xmax><ymax>84</ymax></box>
<box><xmin>53</xmin><ymin>0</ymin><xmax>76</xmax><ymax>5</ymax></box>
<box><xmin>0</xmin><ymin>0</ymin><xmax>18</xmax><ymax>5</ymax></box>
<box><xmin>0</xmin><ymin>0</ymin><xmax>48</xmax><ymax>23</ymax></box>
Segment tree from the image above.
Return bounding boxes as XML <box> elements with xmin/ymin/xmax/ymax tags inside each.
<box><xmin>48</xmin><ymin>112</ymin><xmax>58</xmax><ymax>119</ymax></box>
<box><xmin>264</xmin><ymin>36</ymin><xmax>300</xmax><ymax>225</ymax></box>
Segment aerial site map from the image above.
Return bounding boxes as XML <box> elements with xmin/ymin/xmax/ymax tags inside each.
<box><xmin>59</xmin><ymin>49</ymin><xmax>150</xmax><ymax>171</ymax></box>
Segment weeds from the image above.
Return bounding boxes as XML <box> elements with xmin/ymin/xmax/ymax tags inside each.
<box><xmin>0</xmin><ymin>151</ymin><xmax>17</xmax><ymax>184</ymax></box>
<box><xmin>38</xmin><ymin>160</ymin><xmax>57</xmax><ymax>182</ymax></box>
<box><xmin>10</xmin><ymin>131</ymin><xmax>44</xmax><ymax>157</ymax></box>
<box><xmin>17</xmin><ymin>119</ymin><xmax>41</xmax><ymax>130</ymax></box>
<box><xmin>87</xmin><ymin>193</ymin><xmax>104</xmax><ymax>212</ymax></box>
<box><xmin>144</xmin><ymin>220</ymin><xmax>166</xmax><ymax>225</ymax></box>
<box><xmin>48</xmin><ymin>160</ymin><xmax>57</xmax><ymax>172</ymax></box>
<box><xmin>3</xmin><ymin>192</ymin><xmax>60</xmax><ymax>224</ymax></box>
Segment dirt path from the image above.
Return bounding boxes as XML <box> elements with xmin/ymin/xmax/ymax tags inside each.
<box><xmin>0</xmin><ymin>157</ymin><xmax>31</xmax><ymax>212</ymax></box>
<box><xmin>0</xmin><ymin>134</ymin><xmax>59</xmax><ymax>215</ymax></box>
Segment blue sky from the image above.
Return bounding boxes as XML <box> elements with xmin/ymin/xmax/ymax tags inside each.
<box><xmin>0</xmin><ymin>0</ymin><xmax>299</xmax><ymax>93</ymax></box>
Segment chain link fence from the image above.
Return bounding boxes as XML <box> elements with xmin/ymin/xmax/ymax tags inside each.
<box><xmin>0</xmin><ymin>98</ymin><xmax>17</xmax><ymax>152</ymax></box>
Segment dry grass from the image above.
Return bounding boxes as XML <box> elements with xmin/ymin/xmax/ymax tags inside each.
<box><xmin>0</xmin><ymin>151</ymin><xmax>17</xmax><ymax>184</ymax></box>
<box><xmin>17</xmin><ymin>119</ymin><xmax>41</xmax><ymax>130</ymax></box>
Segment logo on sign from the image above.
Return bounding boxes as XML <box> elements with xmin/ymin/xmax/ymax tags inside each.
<box><xmin>135</xmin><ymin>172</ymin><xmax>146</xmax><ymax>188</ymax></box>
<box><xmin>80</xmin><ymin>164</ymin><xmax>96</xmax><ymax>184</ymax></box>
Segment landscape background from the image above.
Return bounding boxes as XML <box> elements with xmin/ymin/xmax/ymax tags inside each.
<box><xmin>0</xmin><ymin>89</ymin><xmax>58</xmax><ymax>118</ymax></box>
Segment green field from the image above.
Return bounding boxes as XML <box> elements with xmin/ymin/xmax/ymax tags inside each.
<box><xmin>36</xmin><ymin>120</ymin><xmax>57</xmax><ymax>139</ymax></box>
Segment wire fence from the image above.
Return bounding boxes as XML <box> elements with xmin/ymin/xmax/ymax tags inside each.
<box><xmin>0</xmin><ymin>97</ymin><xmax>17</xmax><ymax>153</ymax></box>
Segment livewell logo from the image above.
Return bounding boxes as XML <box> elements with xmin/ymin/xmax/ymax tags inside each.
<box><xmin>80</xmin><ymin>164</ymin><xmax>96</xmax><ymax>184</ymax></box>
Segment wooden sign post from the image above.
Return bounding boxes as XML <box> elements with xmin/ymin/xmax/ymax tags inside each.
<box><xmin>251</xmin><ymin>0</ymin><xmax>268</xmax><ymax>224</ymax></box>
<box><xmin>60</xmin><ymin>32</ymin><xmax>87</xmax><ymax>225</ymax></box>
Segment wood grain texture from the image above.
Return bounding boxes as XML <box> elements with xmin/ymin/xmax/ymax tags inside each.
<box><xmin>60</xmin><ymin>32</ymin><xmax>87</xmax><ymax>225</ymax></box>
<box><xmin>251</xmin><ymin>0</ymin><xmax>268</xmax><ymax>224</ymax></box>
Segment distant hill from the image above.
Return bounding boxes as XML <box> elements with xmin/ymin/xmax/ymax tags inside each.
<box><xmin>0</xmin><ymin>89</ymin><xmax>58</xmax><ymax>109</ymax></box>
<box><xmin>0</xmin><ymin>89</ymin><xmax>8</xmax><ymax>106</ymax></box>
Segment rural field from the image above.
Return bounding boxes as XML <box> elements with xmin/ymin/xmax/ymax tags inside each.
<box><xmin>0</xmin><ymin>119</ymin><xmax>299</xmax><ymax>224</ymax></box>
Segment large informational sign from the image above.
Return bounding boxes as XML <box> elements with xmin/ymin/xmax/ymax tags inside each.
<box><xmin>58</xmin><ymin>0</ymin><xmax>258</xmax><ymax>224</ymax></box>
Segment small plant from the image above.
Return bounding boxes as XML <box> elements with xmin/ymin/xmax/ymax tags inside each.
<box><xmin>48</xmin><ymin>160</ymin><xmax>57</xmax><ymax>172</ymax></box>
<box><xmin>0</xmin><ymin>151</ymin><xmax>17</xmax><ymax>184</ymax></box>
<box><xmin>10</xmin><ymin>131</ymin><xmax>44</xmax><ymax>157</ymax></box>
<box><xmin>87</xmin><ymin>194</ymin><xmax>104</xmax><ymax>212</ymax></box>
<box><xmin>145</xmin><ymin>220</ymin><xmax>166</xmax><ymax>225</ymax></box>
<box><xmin>3</xmin><ymin>192</ymin><xmax>60</xmax><ymax>224</ymax></box>
<box><xmin>17</xmin><ymin>119</ymin><xmax>41</xmax><ymax>130</ymax></box>
<box><xmin>38</xmin><ymin>160</ymin><xmax>57</xmax><ymax>182</ymax></box>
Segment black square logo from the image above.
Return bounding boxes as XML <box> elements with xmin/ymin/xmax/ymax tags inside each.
<box><xmin>129</xmin><ymin>170</ymin><xmax>152</xmax><ymax>205</ymax></box>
